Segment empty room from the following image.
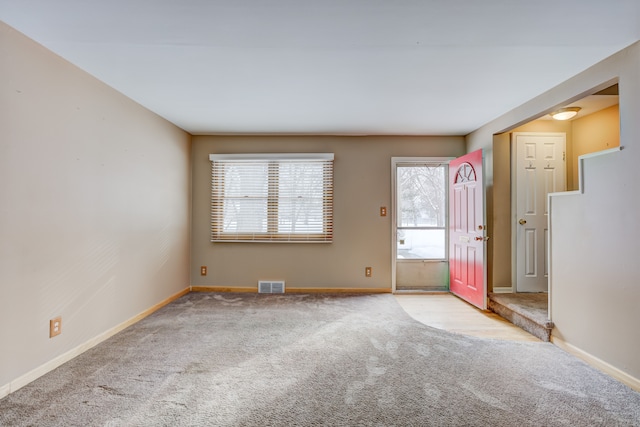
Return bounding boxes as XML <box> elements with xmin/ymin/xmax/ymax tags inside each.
<box><xmin>2</xmin><ymin>1</ymin><xmax>640</xmax><ymax>425</ymax></box>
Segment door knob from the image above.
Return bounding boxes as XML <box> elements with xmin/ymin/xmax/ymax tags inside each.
<box><xmin>475</xmin><ymin>236</ymin><xmax>490</xmax><ymax>241</ymax></box>
<box><xmin>519</xmin><ymin>219</ymin><xmax>527</xmax><ymax>225</ymax></box>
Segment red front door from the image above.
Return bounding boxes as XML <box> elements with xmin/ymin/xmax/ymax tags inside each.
<box><xmin>449</xmin><ymin>149</ymin><xmax>486</xmax><ymax>309</ymax></box>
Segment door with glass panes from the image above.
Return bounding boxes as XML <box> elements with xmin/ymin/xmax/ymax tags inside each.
<box><xmin>393</xmin><ymin>159</ymin><xmax>448</xmax><ymax>291</ymax></box>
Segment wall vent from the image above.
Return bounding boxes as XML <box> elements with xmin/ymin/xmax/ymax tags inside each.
<box><xmin>258</xmin><ymin>281</ymin><xmax>285</xmax><ymax>294</ymax></box>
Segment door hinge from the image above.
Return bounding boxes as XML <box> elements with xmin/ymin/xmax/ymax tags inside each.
<box><xmin>563</xmin><ymin>151</ymin><xmax>566</xmax><ymax>161</ymax></box>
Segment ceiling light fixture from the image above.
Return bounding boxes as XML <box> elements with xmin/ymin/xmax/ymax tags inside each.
<box><xmin>550</xmin><ymin>107</ymin><xmax>581</xmax><ymax>120</ymax></box>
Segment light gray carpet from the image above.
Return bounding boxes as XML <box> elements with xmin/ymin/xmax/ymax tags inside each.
<box><xmin>1</xmin><ymin>292</ymin><xmax>639</xmax><ymax>426</ymax></box>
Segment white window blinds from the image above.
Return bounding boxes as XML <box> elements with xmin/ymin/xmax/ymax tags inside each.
<box><xmin>210</xmin><ymin>153</ymin><xmax>334</xmax><ymax>242</ymax></box>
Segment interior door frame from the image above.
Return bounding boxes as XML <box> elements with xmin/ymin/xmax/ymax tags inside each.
<box><xmin>391</xmin><ymin>157</ymin><xmax>453</xmax><ymax>292</ymax></box>
<box><xmin>511</xmin><ymin>132</ymin><xmax>566</xmax><ymax>293</ymax></box>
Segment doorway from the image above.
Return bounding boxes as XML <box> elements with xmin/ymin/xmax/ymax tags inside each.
<box><xmin>391</xmin><ymin>151</ymin><xmax>487</xmax><ymax>309</ymax></box>
<box><xmin>391</xmin><ymin>158</ymin><xmax>449</xmax><ymax>292</ymax></box>
<box><xmin>487</xmin><ymin>84</ymin><xmax>620</xmax><ymax>338</ymax></box>
<box><xmin>512</xmin><ymin>132</ymin><xmax>566</xmax><ymax>292</ymax></box>
<box><xmin>491</xmin><ymin>84</ymin><xmax>620</xmax><ymax>296</ymax></box>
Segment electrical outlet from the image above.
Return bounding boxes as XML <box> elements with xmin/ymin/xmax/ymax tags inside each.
<box><xmin>50</xmin><ymin>316</ymin><xmax>62</xmax><ymax>338</ymax></box>
<box><xmin>200</xmin><ymin>266</ymin><xmax>207</xmax><ymax>276</ymax></box>
<box><xmin>365</xmin><ymin>267</ymin><xmax>372</xmax><ymax>277</ymax></box>
<box><xmin>380</xmin><ymin>206</ymin><xmax>387</xmax><ymax>217</ymax></box>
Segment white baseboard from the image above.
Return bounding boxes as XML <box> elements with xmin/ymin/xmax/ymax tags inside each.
<box><xmin>491</xmin><ymin>287</ymin><xmax>513</xmax><ymax>294</ymax></box>
<box><xmin>0</xmin><ymin>287</ymin><xmax>190</xmax><ymax>399</ymax></box>
<box><xmin>0</xmin><ymin>383</ymin><xmax>10</xmax><ymax>399</ymax></box>
<box><xmin>552</xmin><ymin>336</ymin><xmax>640</xmax><ymax>392</ymax></box>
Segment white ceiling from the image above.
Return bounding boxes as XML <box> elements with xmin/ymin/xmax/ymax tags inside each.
<box><xmin>1</xmin><ymin>1</ymin><xmax>638</xmax><ymax>135</ymax></box>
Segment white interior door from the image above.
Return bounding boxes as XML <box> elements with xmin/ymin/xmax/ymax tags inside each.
<box><xmin>513</xmin><ymin>132</ymin><xmax>566</xmax><ymax>292</ymax></box>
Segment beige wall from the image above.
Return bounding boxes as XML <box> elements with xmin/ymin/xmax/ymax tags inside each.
<box><xmin>192</xmin><ymin>136</ymin><xmax>464</xmax><ymax>291</ymax></box>
<box><xmin>490</xmin><ymin>132</ymin><xmax>511</xmax><ymax>289</ymax></box>
<box><xmin>0</xmin><ymin>23</ymin><xmax>191</xmax><ymax>391</ymax></box>
<box><xmin>467</xmin><ymin>42</ymin><xmax>640</xmax><ymax>381</ymax></box>
<box><xmin>571</xmin><ymin>104</ymin><xmax>620</xmax><ymax>186</ymax></box>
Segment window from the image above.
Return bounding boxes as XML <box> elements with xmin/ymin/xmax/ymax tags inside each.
<box><xmin>209</xmin><ymin>153</ymin><xmax>334</xmax><ymax>242</ymax></box>
<box><xmin>396</xmin><ymin>163</ymin><xmax>447</xmax><ymax>259</ymax></box>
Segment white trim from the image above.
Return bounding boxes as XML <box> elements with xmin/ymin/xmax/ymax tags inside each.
<box><xmin>209</xmin><ymin>153</ymin><xmax>334</xmax><ymax>162</ymax></box>
<box><xmin>480</xmin><ymin>150</ymin><xmax>488</xmax><ymax>310</ymax></box>
<box><xmin>5</xmin><ymin>329</ymin><xmax>133</xmax><ymax>397</ymax></box>
<box><xmin>0</xmin><ymin>288</ymin><xmax>189</xmax><ymax>399</ymax></box>
<box><xmin>511</xmin><ymin>132</ymin><xmax>566</xmax><ymax>294</ymax></box>
<box><xmin>552</xmin><ymin>336</ymin><xmax>640</xmax><ymax>392</ymax></box>
<box><xmin>547</xmin><ymin>194</ymin><xmax>555</xmax><ymax>321</ymax></box>
<box><xmin>210</xmin><ymin>154</ymin><xmax>334</xmax><ymax>243</ymax></box>
<box><xmin>390</xmin><ymin>157</ymin><xmax>454</xmax><ymax>293</ymax></box>
<box><xmin>390</xmin><ymin>156</ymin><xmax>452</xmax><ymax>165</ymax></box>
<box><xmin>576</xmin><ymin>146</ymin><xmax>623</xmax><ymax>194</ymax></box>
<box><xmin>491</xmin><ymin>286</ymin><xmax>514</xmax><ymax>294</ymax></box>
<box><xmin>0</xmin><ymin>383</ymin><xmax>10</xmax><ymax>400</ymax></box>
<box><xmin>391</xmin><ymin>159</ymin><xmax>397</xmax><ymax>292</ymax></box>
